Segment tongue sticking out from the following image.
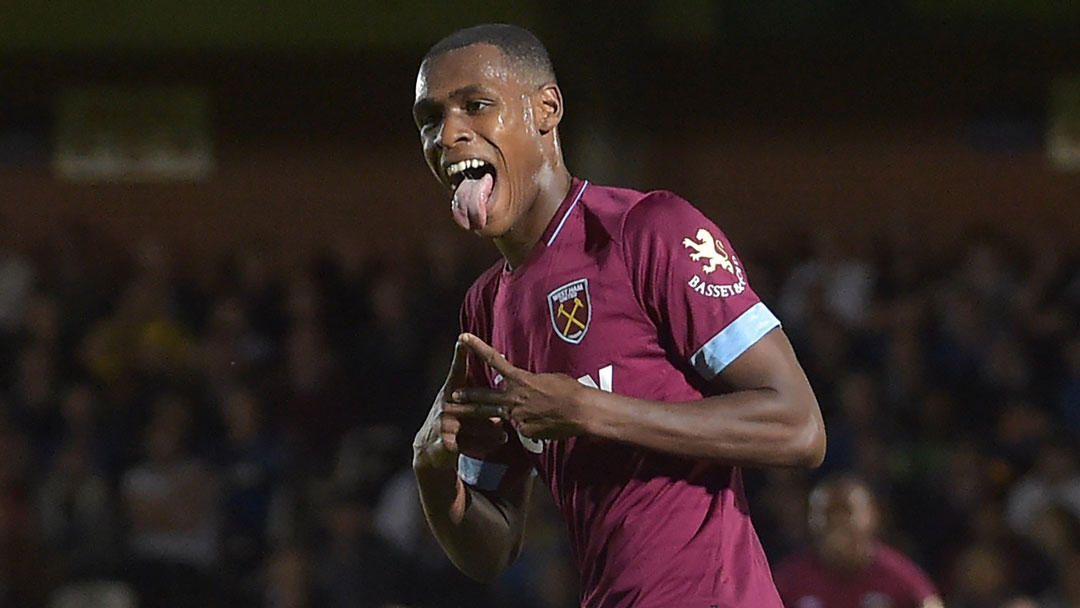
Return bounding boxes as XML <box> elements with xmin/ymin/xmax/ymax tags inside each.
<box><xmin>451</xmin><ymin>173</ymin><xmax>494</xmax><ymax>231</ymax></box>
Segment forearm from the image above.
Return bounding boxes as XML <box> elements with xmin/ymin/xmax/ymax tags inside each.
<box><xmin>581</xmin><ymin>387</ymin><xmax>825</xmax><ymax>467</ymax></box>
<box><xmin>413</xmin><ymin>463</ymin><xmax>525</xmax><ymax>582</ymax></box>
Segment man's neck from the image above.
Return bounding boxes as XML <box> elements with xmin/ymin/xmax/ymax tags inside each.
<box><xmin>819</xmin><ymin>542</ymin><xmax>875</xmax><ymax>576</ymax></box>
<box><xmin>494</xmin><ymin>166</ymin><xmax>573</xmax><ymax>269</ymax></box>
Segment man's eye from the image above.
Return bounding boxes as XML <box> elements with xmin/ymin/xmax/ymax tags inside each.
<box><xmin>466</xmin><ymin>100</ymin><xmax>490</xmax><ymax>113</ymax></box>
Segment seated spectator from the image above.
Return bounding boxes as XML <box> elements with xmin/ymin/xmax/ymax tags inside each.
<box><xmin>0</xmin><ymin>415</ymin><xmax>49</xmax><ymax>606</ymax></box>
<box><xmin>946</xmin><ymin>543</ymin><xmax>1014</xmax><ymax>608</ymax></box>
<box><xmin>1005</xmin><ymin>440</ymin><xmax>1080</xmax><ymax>537</ymax></box>
<box><xmin>217</xmin><ymin>386</ymin><xmax>286</xmax><ymax>584</ymax></box>
<box><xmin>120</xmin><ymin>393</ymin><xmax>220</xmax><ymax>608</ymax></box>
<box><xmin>263</xmin><ymin>544</ymin><xmax>316</xmax><ymax>608</ymax></box>
<box><xmin>312</xmin><ymin>484</ymin><xmax>405</xmax><ymax>608</ymax></box>
<box><xmin>34</xmin><ymin>435</ymin><xmax>118</xmax><ymax>580</ymax></box>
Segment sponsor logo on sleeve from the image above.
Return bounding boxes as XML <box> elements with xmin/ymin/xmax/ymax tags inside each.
<box><xmin>683</xmin><ymin>228</ymin><xmax>746</xmax><ymax>298</ymax></box>
<box><xmin>683</xmin><ymin>228</ymin><xmax>735</xmax><ymax>274</ymax></box>
<box><xmin>547</xmin><ymin>278</ymin><xmax>591</xmax><ymax>344</ymax></box>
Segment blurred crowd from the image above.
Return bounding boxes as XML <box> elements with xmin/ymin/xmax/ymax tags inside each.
<box><xmin>0</xmin><ymin>212</ymin><xmax>1078</xmax><ymax>608</ymax></box>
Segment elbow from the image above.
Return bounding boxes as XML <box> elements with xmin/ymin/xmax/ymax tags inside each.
<box><xmin>784</xmin><ymin>402</ymin><xmax>826</xmax><ymax>468</ymax></box>
<box><xmin>461</xmin><ymin>565</ymin><xmax>505</xmax><ymax>585</ymax></box>
<box><xmin>458</xmin><ymin>548</ymin><xmax>519</xmax><ymax>584</ymax></box>
<box><xmin>796</xmin><ymin>424</ymin><xmax>827</xmax><ymax>468</ymax></box>
<box><xmin>453</xmin><ymin>535</ymin><xmax>523</xmax><ymax>584</ymax></box>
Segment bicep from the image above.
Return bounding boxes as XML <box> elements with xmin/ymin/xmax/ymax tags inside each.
<box><xmin>709</xmin><ymin>328</ymin><xmax>812</xmax><ymax>396</ymax></box>
<box><xmin>709</xmin><ymin>327</ymin><xmax>823</xmax><ymax>446</ymax></box>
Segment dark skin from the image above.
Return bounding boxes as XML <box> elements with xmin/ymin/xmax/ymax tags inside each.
<box><xmin>411</xmin><ymin>42</ymin><xmax>825</xmax><ymax>582</ymax></box>
<box><xmin>808</xmin><ymin>480</ymin><xmax>945</xmax><ymax>608</ymax></box>
<box><xmin>412</xmin><ymin>43</ymin><xmax>572</xmax><ymax>267</ymax></box>
<box><xmin>809</xmin><ymin>479</ymin><xmax>879</xmax><ymax>573</ymax></box>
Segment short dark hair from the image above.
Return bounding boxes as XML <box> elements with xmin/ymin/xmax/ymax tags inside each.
<box><xmin>422</xmin><ymin>23</ymin><xmax>556</xmax><ymax>85</ymax></box>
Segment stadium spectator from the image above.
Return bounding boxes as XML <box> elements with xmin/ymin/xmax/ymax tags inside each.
<box><xmin>120</xmin><ymin>393</ymin><xmax>220</xmax><ymax>608</ymax></box>
<box><xmin>34</xmin><ymin>386</ymin><xmax>119</xmax><ymax>581</ymax></box>
<box><xmin>773</xmin><ymin>475</ymin><xmax>942</xmax><ymax>608</ymax></box>
<box><xmin>217</xmin><ymin>386</ymin><xmax>286</xmax><ymax>585</ymax></box>
<box><xmin>0</xmin><ymin>198</ymin><xmax>1075</xmax><ymax>606</ymax></box>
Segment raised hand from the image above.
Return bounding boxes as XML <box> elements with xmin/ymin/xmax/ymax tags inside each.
<box><xmin>413</xmin><ymin>338</ymin><xmax>511</xmax><ymax>471</ymax></box>
<box><xmin>455</xmin><ymin>333</ymin><xmax>589</xmax><ymax>441</ymax></box>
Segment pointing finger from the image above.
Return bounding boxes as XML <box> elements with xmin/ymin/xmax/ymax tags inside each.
<box><xmin>445</xmin><ymin>338</ymin><xmax>469</xmax><ymax>389</ymax></box>
<box><xmin>460</xmin><ymin>333</ymin><xmax>521</xmax><ymax>381</ymax></box>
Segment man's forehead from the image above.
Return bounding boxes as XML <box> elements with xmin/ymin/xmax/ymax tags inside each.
<box><xmin>415</xmin><ymin>44</ymin><xmax>515</xmax><ymax>100</ymax></box>
<box><xmin>811</xmin><ymin>481</ymin><xmax>872</xmax><ymax>511</ymax></box>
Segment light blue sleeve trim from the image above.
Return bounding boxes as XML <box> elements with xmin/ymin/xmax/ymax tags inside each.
<box><xmin>457</xmin><ymin>454</ymin><xmax>508</xmax><ymax>491</ymax></box>
<box><xmin>690</xmin><ymin>302</ymin><xmax>781</xmax><ymax>381</ymax></box>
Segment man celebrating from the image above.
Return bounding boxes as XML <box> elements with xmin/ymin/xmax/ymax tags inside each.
<box><xmin>411</xmin><ymin>24</ymin><xmax>826</xmax><ymax>607</ymax></box>
<box><xmin>773</xmin><ymin>476</ymin><xmax>943</xmax><ymax>608</ymax></box>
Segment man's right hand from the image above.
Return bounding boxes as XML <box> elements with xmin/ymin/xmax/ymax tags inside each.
<box><xmin>413</xmin><ymin>336</ymin><xmax>510</xmax><ymax>472</ymax></box>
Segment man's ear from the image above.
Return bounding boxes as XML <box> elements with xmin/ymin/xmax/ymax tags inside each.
<box><xmin>536</xmin><ymin>83</ymin><xmax>563</xmax><ymax>134</ymax></box>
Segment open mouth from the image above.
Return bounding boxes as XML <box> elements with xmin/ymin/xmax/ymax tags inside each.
<box><xmin>445</xmin><ymin>158</ymin><xmax>498</xmax><ymax>231</ymax></box>
<box><xmin>446</xmin><ymin>158</ymin><xmax>497</xmax><ymax>190</ymax></box>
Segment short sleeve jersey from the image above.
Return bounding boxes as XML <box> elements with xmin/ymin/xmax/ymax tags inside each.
<box><xmin>773</xmin><ymin>544</ymin><xmax>941</xmax><ymax>608</ymax></box>
<box><xmin>458</xmin><ymin>178</ymin><xmax>783</xmax><ymax>608</ymax></box>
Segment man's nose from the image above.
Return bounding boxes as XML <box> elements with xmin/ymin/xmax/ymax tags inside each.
<box><xmin>437</xmin><ymin>114</ymin><xmax>471</xmax><ymax>149</ymax></box>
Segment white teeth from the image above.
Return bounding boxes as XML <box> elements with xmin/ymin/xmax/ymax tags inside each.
<box><xmin>446</xmin><ymin>158</ymin><xmax>489</xmax><ymax>178</ymax></box>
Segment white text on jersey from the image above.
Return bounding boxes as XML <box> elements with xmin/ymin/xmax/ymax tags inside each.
<box><xmin>518</xmin><ymin>365</ymin><xmax>613</xmax><ymax>454</ymax></box>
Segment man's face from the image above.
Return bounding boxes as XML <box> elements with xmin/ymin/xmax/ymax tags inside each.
<box><xmin>413</xmin><ymin>44</ymin><xmax>551</xmax><ymax>236</ymax></box>
<box><xmin>809</xmin><ymin>482</ymin><xmax>877</xmax><ymax>569</ymax></box>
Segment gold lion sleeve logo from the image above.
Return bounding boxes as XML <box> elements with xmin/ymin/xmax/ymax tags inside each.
<box><xmin>682</xmin><ymin>228</ymin><xmax>735</xmax><ymax>275</ymax></box>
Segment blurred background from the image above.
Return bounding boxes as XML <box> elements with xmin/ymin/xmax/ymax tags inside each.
<box><xmin>1</xmin><ymin>2</ymin><xmax>1079</xmax><ymax>607</ymax></box>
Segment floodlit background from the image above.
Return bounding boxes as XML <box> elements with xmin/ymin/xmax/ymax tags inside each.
<box><xmin>0</xmin><ymin>2</ymin><xmax>1078</xmax><ymax>607</ymax></box>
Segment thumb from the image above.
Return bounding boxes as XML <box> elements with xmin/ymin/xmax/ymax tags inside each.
<box><xmin>445</xmin><ymin>336</ymin><xmax>469</xmax><ymax>389</ymax></box>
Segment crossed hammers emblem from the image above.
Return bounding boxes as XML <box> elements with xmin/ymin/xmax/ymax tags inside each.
<box><xmin>556</xmin><ymin>297</ymin><xmax>586</xmax><ymax>335</ymax></box>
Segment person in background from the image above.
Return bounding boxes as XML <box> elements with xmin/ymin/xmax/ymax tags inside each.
<box><xmin>773</xmin><ymin>475</ymin><xmax>943</xmax><ymax>608</ymax></box>
<box><xmin>120</xmin><ymin>393</ymin><xmax>220</xmax><ymax>608</ymax></box>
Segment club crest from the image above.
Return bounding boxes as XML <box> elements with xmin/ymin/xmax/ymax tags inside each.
<box><xmin>547</xmin><ymin>278</ymin><xmax>591</xmax><ymax>344</ymax></box>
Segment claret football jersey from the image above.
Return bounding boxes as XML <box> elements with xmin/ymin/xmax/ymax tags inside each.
<box><xmin>773</xmin><ymin>543</ymin><xmax>941</xmax><ymax>608</ymax></box>
<box><xmin>458</xmin><ymin>177</ymin><xmax>784</xmax><ymax>608</ymax></box>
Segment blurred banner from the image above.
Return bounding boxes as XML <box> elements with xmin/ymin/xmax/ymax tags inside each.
<box><xmin>52</xmin><ymin>86</ymin><xmax>213</xmax><ymax>182</ymax></box>
<box><xmin>0</xmin><ymin>1</ymin><xmax>541</xmax><ymax>51</ymax></box>
<box><xmin>1047</xmin><ymin>75</ymin><xmax>1080</xmax><ymax>172</ymax></box>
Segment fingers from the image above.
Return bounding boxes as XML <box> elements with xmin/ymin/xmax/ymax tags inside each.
<box><xmin>443</xmin><ymin>402</ymin><xmax>510</xmax><ymax>419</ymax></box>
<box><xmin>456</xmin><ymin>423</ymin><xmax>509</xmax><ymax>452</ymax></box>
<box><xmin>445</xmin><ymin>338</ymin><xmax>469</xmax><ymax>389</ymax></box>
<box><xmin>460</xmin><ymin>333</ymin><xmax>520</xmax><ymax>381</ymax></box>
<box><xmin>450</xmin><ymin>387</ymin><xmax>518</xmax><ymax>407</ymax></box>
<box><xmin>440</xmin><ymin>415</ymin><xmax>508</xmax><ymax>454</ymax></box>
<box><xmin>440</xmin><ymin>428</ymin><xmax>508</xmax><ymax>455</ymax></box>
